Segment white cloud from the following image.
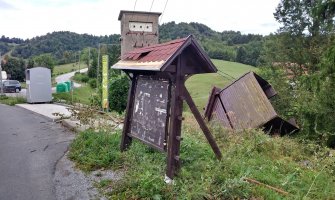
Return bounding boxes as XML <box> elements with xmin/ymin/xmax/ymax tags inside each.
<box><xmin>0</xmin><ymin>0</ymin><xmax>281</xmax><ymax>39</ymax></box>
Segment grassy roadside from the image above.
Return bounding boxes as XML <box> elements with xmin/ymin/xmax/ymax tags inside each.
<box><xmin>52</xmin><ymin>85</ymin><xmax>95</xmax><ymax>105</ymax></box>
<box><xmin>68</xmin><ymin>119</ymin><xmax>335</xmax><ymax>199</ymax></box>
<box><xmin>0</xmin><ymin>95</ymin><xmax>26</xmax><ymax>106</ymax></box>
<box><xmin>67</xmin><ymin>59</ymin><xmax>335</xmax><ymax>198</ymax></box>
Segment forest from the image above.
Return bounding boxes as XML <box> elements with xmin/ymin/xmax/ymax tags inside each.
<box><xmin>1</xmin><ymin>22</ymin><xmax>264</xmax><ymax>66</ymax></box>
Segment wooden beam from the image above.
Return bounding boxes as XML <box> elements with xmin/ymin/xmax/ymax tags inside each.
<box><xmin>166</xmin><ymin>56</ymin><xmax>184</xmax><ymax>179</ymax></box>
<box><xmin>120</xmin><ymin>73</ymin><xmax>137</xmax><ymax>151</ymax></box>
<box><xmin>182</xmin><ymin>85</ymin><xmax>222</xmax><ymax>160</ymax></box>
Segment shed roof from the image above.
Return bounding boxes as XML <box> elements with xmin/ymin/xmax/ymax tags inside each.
<box><xmin>112</xmin><ymin>35</ymin><xmax>217</xmax><ymax>74</ymax></box>
<box><xmin>204</xmin><ymin>72</ymin><xmax>299</xmax><ymax>135</ymax></box>
<box><xmin>118</xmin><ymin>10</ymin><xmax>161</xmax><ymax>20</ymax></box>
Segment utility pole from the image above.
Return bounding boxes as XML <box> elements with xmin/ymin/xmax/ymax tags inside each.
<box><xmin>88</xmin><ymin>47</ymin><xmax>90</xmax><ymax>68</ymax></box>
<box><xmin>0</xmin><ymin>52</ymin><xmax>3</xmax><ymax>95</ymax></box>
<box><xmin>78</xmin><ymin>51</ymin><xmax>81</xmax><ymax>72</ymax></box>
<box><xmin>97</xmin><ymin>43</ymin><xmax>100</xmax><ymax>91</ymax></box>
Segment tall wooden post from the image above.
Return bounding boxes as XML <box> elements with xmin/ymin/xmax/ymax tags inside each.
<box><xmin>166</xmin><ymin>56</ymin><xmax>184</xmax><ymax>179</ymax></box>
<box><xmin>120</xmin><ymin>73</ymin><xmax>137</xmax><ymax>151</ymax></box>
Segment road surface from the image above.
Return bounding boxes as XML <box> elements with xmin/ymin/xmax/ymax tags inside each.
<box><xmin>0</xmin><ymin>104</ymin><xmax>74</xmax><ymax>200</ymax></box>
<box><xmin>55</xmin><ymin>68</ymin><xmax>88</xmax><ymax>88</ymax></box>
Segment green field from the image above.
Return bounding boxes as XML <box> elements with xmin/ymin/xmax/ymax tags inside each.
<box><xmin>52</xmin><ymin>59</ymin><xmax>256</xmax><ymax>108</ymax></box>
<box><xmin>53</xmin><ymin>62</ymin><xmax>84</xmax><ymax>76</ymax></box>
<box><xmin>186</xmin><ymin>59</ymin><xmax>257</xmax><ymax>110</ymax></box>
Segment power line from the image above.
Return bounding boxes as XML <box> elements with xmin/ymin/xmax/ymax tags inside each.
<box><xmin>133</xmin><ymin>0</ymin><xmax>138</xmax><ymax>11</ymax></box>
<box><xmin>217</xmin><ymin>69</ymin><xmax>236</xmax><ymax>81</ymax></box>
<box><xmin>159</xmin><ymin>0</ymin><xmax>169</xmax><ymax>24</ymax></box>
<box><xmin>149</xmin><ymin>0</ymin><xmax>155</xmax><ymax>12</ymax></box>
<box><xmin>129</xmin><ymin>0</ymin><xmax>139</xmax><ymax>45</ymax></box>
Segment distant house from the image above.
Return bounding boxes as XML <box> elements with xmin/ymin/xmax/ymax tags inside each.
<box><xmin>1</xmin><ymin>71</ymin><xmax>7</xmax><ymax>80</ymax></box>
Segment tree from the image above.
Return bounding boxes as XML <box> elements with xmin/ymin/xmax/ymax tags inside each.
<box><xmin>87</xmin><ymin>48</ymin><xmax>98</xmax><ymax>78</ymax></box>
<box><xmin>33</xmin><ymin>54</ymin><xmax>56</xmax><ymax>73</ymax></box>
<box><xmin>263</xmin><ymin>0</ymin><xmax>335</xmax><ymax>146</ymax></box>
<box><xmin>236</xmin><ymin>47</ymin><xmax>247</xmax><ymax>64</ymax></box>
<box><xmin>1</xmin><ymin>57</ymin><xmax>25</xmax><ymax>81</ymax></box>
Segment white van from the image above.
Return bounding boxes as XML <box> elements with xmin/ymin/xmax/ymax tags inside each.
<box><xmin>1</xmin><ymin>71</ymin><xmax>7</xmax><ymax>80</ymax></box>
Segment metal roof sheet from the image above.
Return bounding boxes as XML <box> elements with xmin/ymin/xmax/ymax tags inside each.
<box><xmin>112</xmin><ymin>35</ymin><xmax>217</xmax><ymax>73</ymax></box>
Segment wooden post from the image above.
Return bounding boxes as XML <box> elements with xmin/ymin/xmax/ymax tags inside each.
<box><xmin>120</xmin><ymin>74</ymin><xmax>137</xmax><ymax>151</ymax></box>
<box><xmin>166</xmin><ymin>56</ymin><xmax>184</xmax><ymax>179</ymax></box>
<box><xmin>182</xmin><ymin>85</ymin><xmax>222</xmax><ymax>160</ymax></box>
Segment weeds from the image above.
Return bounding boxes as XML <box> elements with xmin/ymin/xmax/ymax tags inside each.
<box><xmin>0</xmin><ymin>95</ymin><xmax>26</xmax><ymax>106</ymax></box>
<box><xmin>69</xmin><ymin>121</ymin><xmax>335</xmax><ymax>199</ymax></box>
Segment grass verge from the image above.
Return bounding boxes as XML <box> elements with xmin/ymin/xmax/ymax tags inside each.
<box><xmin>52</xmin><ymin>85</ymin><xmax>94</xmax><ymax>105</ymax></box>
<box><xmin>0</xmin><ymin>95</ymin><xmax>26</xmax><ymax>106</ymax></box>
<box><xmin>68</xmin><ymin>119</ymin><xmax>335</xmax><ymax>199</ymax></box>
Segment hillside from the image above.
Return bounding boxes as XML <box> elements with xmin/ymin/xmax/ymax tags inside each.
<box><xmin>186</xmin><ymin>59</ymin><xmax>257</xmax><ymax>109</ymax></box>
<box><xmin>8</xmin><ymin>32</ymin><xmax>120</xmax><ymax>64</ymax></box>
<box><xmin>1</xmin><ymin>21</ymin><xmax>264</xmax><ymax>66</ymax></box>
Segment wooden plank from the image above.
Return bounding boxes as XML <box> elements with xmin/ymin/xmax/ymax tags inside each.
<box><xmin>120</xmin><ymin>73</ymin><xmax>137</xmax><ymax>151</ymax></box>
<box><xmin>182</xmin><ymin>85</ymin><xmax>222</xmax><ymax>160</ymax></box>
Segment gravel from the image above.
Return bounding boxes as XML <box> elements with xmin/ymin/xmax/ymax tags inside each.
<box><xmin>54</xmin><ymin>152</ymin><xmax>122</xmax><ymax>200</ymax></box>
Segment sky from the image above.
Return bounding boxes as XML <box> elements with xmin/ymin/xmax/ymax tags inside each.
<box><xmin>0</xmin><ymin>0</ymin><xmax>282</xmax><ymax>39</ymax></box>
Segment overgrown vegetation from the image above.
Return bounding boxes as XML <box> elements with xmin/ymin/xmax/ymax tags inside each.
<box><xmin>72</xmin><ymin>72</ymin><xmax>89</xmax><ymax>83</ymax></box>
<box><xmin>52</xmin><ymin>85</ymin><xmax>94</xmax><ymax>105</ymax></box>
<box><xmin>108</xmin><ymin>76</ymin><xmax>129</xmax><ymax>114</ymax></box>
<box><xmin>260</xmin><ymin>0</ymin><xmax>335</xmax><ymax>147</ymax></box>
<box><xmin>69</xmin><ymin>119</ymin><xmax>335</xmax><ymax>199</ymax></box>
<box><xmin>0</xmin><ymin>95</ymin><xmax>26</xmax><ymax>105</ymax></box>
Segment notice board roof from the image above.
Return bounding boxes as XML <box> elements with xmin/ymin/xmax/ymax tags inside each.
<box><xmin>112</xmin><ymin>35</ymin><xmax>217</xmax><ymax>74</ymax></box>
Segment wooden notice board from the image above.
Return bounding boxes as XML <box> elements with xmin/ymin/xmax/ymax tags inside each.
<box><xmin>129</xmin><ymin>75</ymin><xmax>170</xmax><ymax>151</ymax></box>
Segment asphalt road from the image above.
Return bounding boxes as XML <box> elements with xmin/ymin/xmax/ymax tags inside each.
<box><xmin>55</xmin><ymin>68</ymin><xmax>88</xmax><ymax>88</ymax></box>
<box><xmin>0</xmin><ymin>104</ymin><xmax>74</xmax><ymax>200</ymax></box>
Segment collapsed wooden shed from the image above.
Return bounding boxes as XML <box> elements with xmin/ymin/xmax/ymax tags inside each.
<box><xmin>204</xmin><ymin>72</ymin><xmax>299</xmax><ymax>135</ymax></box>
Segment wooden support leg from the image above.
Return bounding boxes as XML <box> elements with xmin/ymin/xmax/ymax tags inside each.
<box><xmin>120</xmin><ymin>74</ymin><xmax>137</xmax><ymax>151</ymax></box>
<box><xmin>166</xmin><ymin>83</ymin><xmax>183</xmax><ymax>179</ymax></box>
<box><xmin>182</xmin><ymin>85</ymin><xmax>222</xmax><ymax>160</ymax></box>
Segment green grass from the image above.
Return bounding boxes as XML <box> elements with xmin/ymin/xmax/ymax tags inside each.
<box><xmin>68</xmin><ymin>122</ymin><xmax>335</xmax><ymax>199</ymax></box>
<box><xmin>52</xmin><ymin>85</ymin><xmax>94</xmax><ymax>105</ymax></box>
<box><xmin>0</xmin><ymin>95</ymin><xmax>26</xmax><ymax>105</ymax></box>
<box><xmin>186</xmin><ymin>59</ymin><xmax>257</xmax><ymax>110</ymax></box>
<box><xmin>20</xmin><ymin>82</ymin><xmax>26</xmax><ymax>89</ymax></box>
<box><xmin>68</xmin><ymin>60</ymin><xmax>334</xmax><ymax>199</ymax></box>
<box><xmin>53</xmin><ymin>62</ymin><xmax>84</xmax><ymax>77</ymax></box>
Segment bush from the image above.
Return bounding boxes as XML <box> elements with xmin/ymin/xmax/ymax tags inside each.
<box><xmin>73</xmin><ymin>72</ymin><xmax>89</xmax><ymax>83</ymax></box>
<box><xmin>108</xmin><ymin>75</ymin><xmax>129</xmax><ymax>114</ymax></box>
<box><xmin>88</xmin><ymin>78</ymin><xmax>97</xmax><ymax>89</ymax></box>
<box><xmin>81</xmin><ymin>75</ymin><xmax>89</xmax><ymax>83</ymax></box>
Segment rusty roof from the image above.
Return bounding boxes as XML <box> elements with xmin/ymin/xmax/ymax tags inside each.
<box><xmin>112</xmin><ymin>35</ymin><xmax>217</xmax><ymax>73</ymax></box>
<box><xmin>204</xmin><ymin>72</ymin><xmax>299</xmax><ymax>135</ymax></box>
